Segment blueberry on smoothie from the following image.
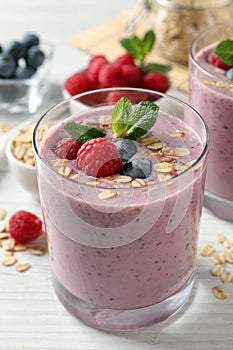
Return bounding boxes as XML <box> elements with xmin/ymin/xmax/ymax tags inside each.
<box><xmin>226</xmin><ymin>67</ymin><xmax>233</xmax><ymax>81</ymax></box>
<box><xmin>123</xmin><ymin>157</ymin><xmax>152</xmax><ymax>178</ymax></box>
<box><xmin>115</xmin><ymin>139</ymin><xmax>137</xmax><ymax>161</ymax></box>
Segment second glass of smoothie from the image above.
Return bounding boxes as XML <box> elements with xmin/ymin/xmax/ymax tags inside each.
<box><xmin>33</xmin><ymin>88</ymin><xmax>208</xmax><ymax>331</ymax></box>
<box><xmin>189</xmin><ymin>23</ymin><xmax>233</xmax><ymax>221</ymax></box>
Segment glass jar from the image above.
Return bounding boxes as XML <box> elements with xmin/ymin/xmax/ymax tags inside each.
<box><xmin>153</xmin><ymin>0</ymin><xmax>233</xmax><ymax>64</ymax></box>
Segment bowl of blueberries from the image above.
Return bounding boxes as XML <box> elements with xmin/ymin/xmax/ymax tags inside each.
<box><xmin>0</xmin><ymin>33</ymin><xmax>53</xmax><ymax>114</ymax></box>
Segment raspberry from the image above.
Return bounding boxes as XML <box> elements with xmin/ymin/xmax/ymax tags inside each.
<box><xmin>121</xmin><ymin>64</ymin><xmax>142</xmax><ymax>86</ymax></box>
<box><xmin>64</xmin><ymin>70</ymin><xmax>93</xmax><ymax>96</ymax></box>
<box><xmin>98</xmin><ymin>63</ymin><xmax>124</xmax><ymax>87</ymax></box>
<box><xmin>141</xmin><ymin>71</ymin><xmax>169</xmax><ymax>93</ymax></box>
<box><xmin>9</xmin><ymin>210</ymin><xmax>43</xmax><ymax>244</ymax></box>
<box><xmin>206</xmin><ymin>52</ymin><xmax>230</xmax><ymax>70</ymax></box>
<box><xmin>106</xmin><ymin>90</ymin><xmax>149</xmax><ymax>104</ymax></box>
<box><xmin>88</xmin><ymin>55</ymin><xmax>109</xmax><ymax>84</ymax></box>
<box><xmin>77</xmin><ymin>138</ymin><xmax>122</xmax><ymax>177</ymax></box>
<box><xmin>54</xmin><ymin>137</ymin><xmax>83</xmax><ymax>159</ymax></box>
<box><xmin>114</xmin><ymin>53</ymin><xmax>135</xmax><ymax>66</ymax></box>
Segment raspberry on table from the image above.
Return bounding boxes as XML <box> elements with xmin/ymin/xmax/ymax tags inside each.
<box><xmin>64</xmin><ymin>70</ymin><xmax>93</xmax><ymax>96</ymax></box>
<box><xmin>9</xmin><ymin>210</ymin><xmax>43</xmax><ymax>244</ymax></box>
<box><xmin>77</xmin><ymin>137</ymin><xmax>123</xmax><ymax>177</ymax></box>
<box><xmin>87</xmin><ymin>55</ymin><xmax>109</xmax><ymax>84</ymax></box>
<box><xmin>106</xmin><ymin>90</ymin><xmax>149</xmax><ymax>104</ymax></box>
<box><xmin>141</xmin><ymin>71</ymin><xmax>169</xmax><ymax>93</ymax></box>
<box><xmin>53</xmin><ymin>137</ymin><xmax>83</xmax><ymax>160</ymax></box>
<box><xmin>121</xmin><ymin>64</ymin><xmax>142</xmax><ymax>87</ymax></box>
<box><xmin>98</xmin><ymin>63</ymin><xmax>124</xmax><ymax>88</ymax></box>
<box><xmin>114</xmin><ymin>53</ymin><xmax>135</xmax><ymax>66</ymax></box>
<box><xmin>206</xmin><ymin>52</ymin><xmax>230</xmax><ymax>70</ymax></box>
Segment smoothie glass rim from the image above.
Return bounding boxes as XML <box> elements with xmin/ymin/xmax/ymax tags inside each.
<box><xmin>189</xmin><ymin>22</ymin><xmax>233</xmax><ymax>79</ymax></box>
<box><xmin>32</xmin><ymin>87</ymin><xmax>209</xmax><ymax>190</ymax></box>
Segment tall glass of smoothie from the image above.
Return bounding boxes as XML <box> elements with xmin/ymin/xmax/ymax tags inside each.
<box><xmin>189</xmin><ymin>23</ymin><xmax>233</xmax><ymax>221</ymax></box>
<box><xmin>33</xmin><ymin>88</ymin><xmax>208</xmax><ymax>331</ymax></box>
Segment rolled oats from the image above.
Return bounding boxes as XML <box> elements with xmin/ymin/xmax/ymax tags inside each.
<box><xmin>216</xmin><ymin>233</ymin><xmax>225</xmax><ymax>244</ymax></box>
<box><xmin>0</xmin><ymin>208</ymin><xmax>6</xmax><ymax>220</ymax></box>
<box><xmin>221</xmin><ymin>271</ymin><xmax>232</xmax><ymax>283</ymax></box>
<box><xmin>211</xmin><ymin>264</ymin><xmax>224</xmax><ymax>276</ymax></box>
<box><xmin>1</xmin><ymin>256</ymin><xmax>17</xmax><ymax>266</ymax></box>
<box><xmin>98</xmin><ymin>190</ymin><xmax>118</xmax><ymax>200</ymax></box>
<box><xmin>211</xmin><ymin>252</ymin><xmax>225</xmax><ymax>265</ymax></box>
<box><xmin>29</xmin><ymin>246</ymin><xmax>46</xmax><ymax>256</ymax></box>
<box><xmin>200</xmin><ymin>243</ymin><xmax>214</xmax><ymax>257</ymax></box>
<box><xmin>15</xmin><ymin>262</ymin><xmax>31</xmax><ymax>272</ymax></box>
<box><xmin>212</xmin><ymin>285</ymin><xmax>228</xmax><ymax>300</ymax></box>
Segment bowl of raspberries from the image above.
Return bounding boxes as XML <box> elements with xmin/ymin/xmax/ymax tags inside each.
<box><xmin>63</xmin><ymin>30</ymin><xmax>171</xmax><ymax>107</ymax></box>
<box><xmin>0</xmin><ymin>32</ymin><xmax>53</xmax><ymax>114</ymax></box>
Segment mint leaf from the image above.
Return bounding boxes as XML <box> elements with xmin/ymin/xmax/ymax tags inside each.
<box><xmin>64</xmin><ymin>122</ymin><xmax>105</xmax><ymax>143</ymax></box>
<box><xmin>111</xmin><ymin>97</ymin><xmax>133</xmax><ymax>137</ymax></box>
<box><xmin>119</xmin><ymin>29</ymin><xmax>172</xmax><ymax>74</ymax></box>
<box><xmin>111</xmin><ymin>98</ymin><xmax>159</xmax><ymax>140</ymax></box>
<box><xmin>120</xmin><ymin>30</ymin><xmax>155</xmax><ymax>64</ymax></box>
<box><xmin>142</xmin><ymin>62</ymin><xmax>172</xmax><ymax>73</ymax></box>
<box><xmin>126</xmin><ymin>101</ymin><xmax>159</xmax><ymax>140</ymax></box>
<box><xmin>215</xmin><ymin>39</ymin><xmax>233</xmax><ymax>66</ymax></box>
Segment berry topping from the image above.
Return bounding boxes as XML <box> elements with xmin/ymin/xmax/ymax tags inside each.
<box><xmin>9</xmin><ymin>210</ymin><xmax>43</xmax><ymax>244</ymax></box>
<box><xmin>122</xmin><ymin>157</ymin><xmax>152</xmax><ymax>179</ymax></box>
<box><xmin>226</xmin><ymin>67</ymin><xmax>233</xmax><ymax>81</ymax></box>
<box><xmin>115</xmin><ymin>139</ymin><xmax>137</xmax><ymax>162</ymax></box>
<box><xmin>77</xmin><ymin>138</ymin><xmax>122</xmax><ymax>177</ymax></box>
<box><xmin>54</xmin><ymin>137</ymin><xmax>83</xmax><ymax>159</ymax></box>
<box><xmin>207</xmin><ymin>52</ymin><xmax>230</xmax><ymax>70</ymax></box>
<box><xmin>64</xmin><ymin>70</ymin><xmax>93</xmax><ymax>96</ymax></box>
<box><xmin>141</xmin><ymin>71</ymin><xmax>169</xmax><ymax>93</ymax></box>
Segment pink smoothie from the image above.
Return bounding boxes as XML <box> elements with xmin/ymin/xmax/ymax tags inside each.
<box><xmin>189</xmin><ymin>42</ymin><xmax>233</xmax><ymax>201</ymax></box>
<box><xmin>36</xmin><ymin>106</ymin><xmax>207</xmax><ymax>312</ymax></box>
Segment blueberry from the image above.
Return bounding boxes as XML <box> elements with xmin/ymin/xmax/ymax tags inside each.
<box><xmin>4</xmin><ymin>40</ymin><xmax>27</xmax><ymax>60</ymax></box>
<box><xmin>22</xmin><ymin>33</ymin><xmax>40</xmax><ymax>48</ymax></box>
<box><xmin>14</xmin><ymin>65</ymin><xmax>36</xmax><ymax>79</ymax></box>
<box><xmin>0</xmin><ymin>52</ymin><xmax>16</xmax><ymax>78</ymax></box>
<box><xmin>115</xmin><ymin>139</ymin><xmax>137</xmax><ymax>162</ymax></box>
<box><xmin>122</xmin><ymin>157</ymin><xmax>152</xmax><ymax>179</ymax></box>
<box><xmin>226</xmin><ymin>67</ymin><xmax>233</xmax><ymax>81</ymax></box>
<box><xmin>26</xmin><ymin>45</ymin><xmax>45</xmax><ymax>69</ymax></box>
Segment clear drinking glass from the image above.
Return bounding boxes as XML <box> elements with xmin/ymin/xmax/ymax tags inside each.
<box><xmin>189</xmin><ymin>23</ymin><xmax>233</xmax><ymax>221</ymax></box>
<box><xmin>33</xmin><ymin>88</ymin><xmax>208</xmax><ymax>331</ymax></box>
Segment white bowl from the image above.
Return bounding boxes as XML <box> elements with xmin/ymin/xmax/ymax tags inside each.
<box><xmin>5</xmin><ymin>129</ymin><xmax>39</xmax><ymax>199</ymax></box>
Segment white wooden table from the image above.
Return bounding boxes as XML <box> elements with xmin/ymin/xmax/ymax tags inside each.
<box><xmin>0</xmin><ymin>1</ymin><xmax>233</xmax><ymax>349</ymax></box>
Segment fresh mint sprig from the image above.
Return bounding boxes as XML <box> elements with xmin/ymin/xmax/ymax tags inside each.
<box><xmin>64</xmin><ymin>122</ymin><xmax>105</xmax><ymax>143</ymax></box>
<box><xmin>120</xmin><ymin>30</ymin><xmax>171</xmax><ymax>73</ymax></box>
<box><xmin>215</xmin><ymin>39</ymin><xmax>233</xmax><ymax>66</ymax></box>
<box><xmin>111</xmin><ymin>97</ymin><xmax>159</xmax><ymax>140</ymax></box>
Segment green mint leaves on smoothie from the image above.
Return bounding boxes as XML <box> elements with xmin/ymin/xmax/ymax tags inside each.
<box><xmin>64</xmin><ymin>122</ymin><xmax>105</xmax><ymax>143</ymax></box>
<box><xmin>215</xmin><ymin>39</ymin><xmax>233</xmax><ymax>66</ymax></box>
<box><xmin>111</xmin><ymin>97</ymin><xmax>159</xmax><ymax>140</ymax></box>
<box><xmin>120</xmin><ymin>30</ymin><xmax>172</xmax><ymax>73</ymax></box>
